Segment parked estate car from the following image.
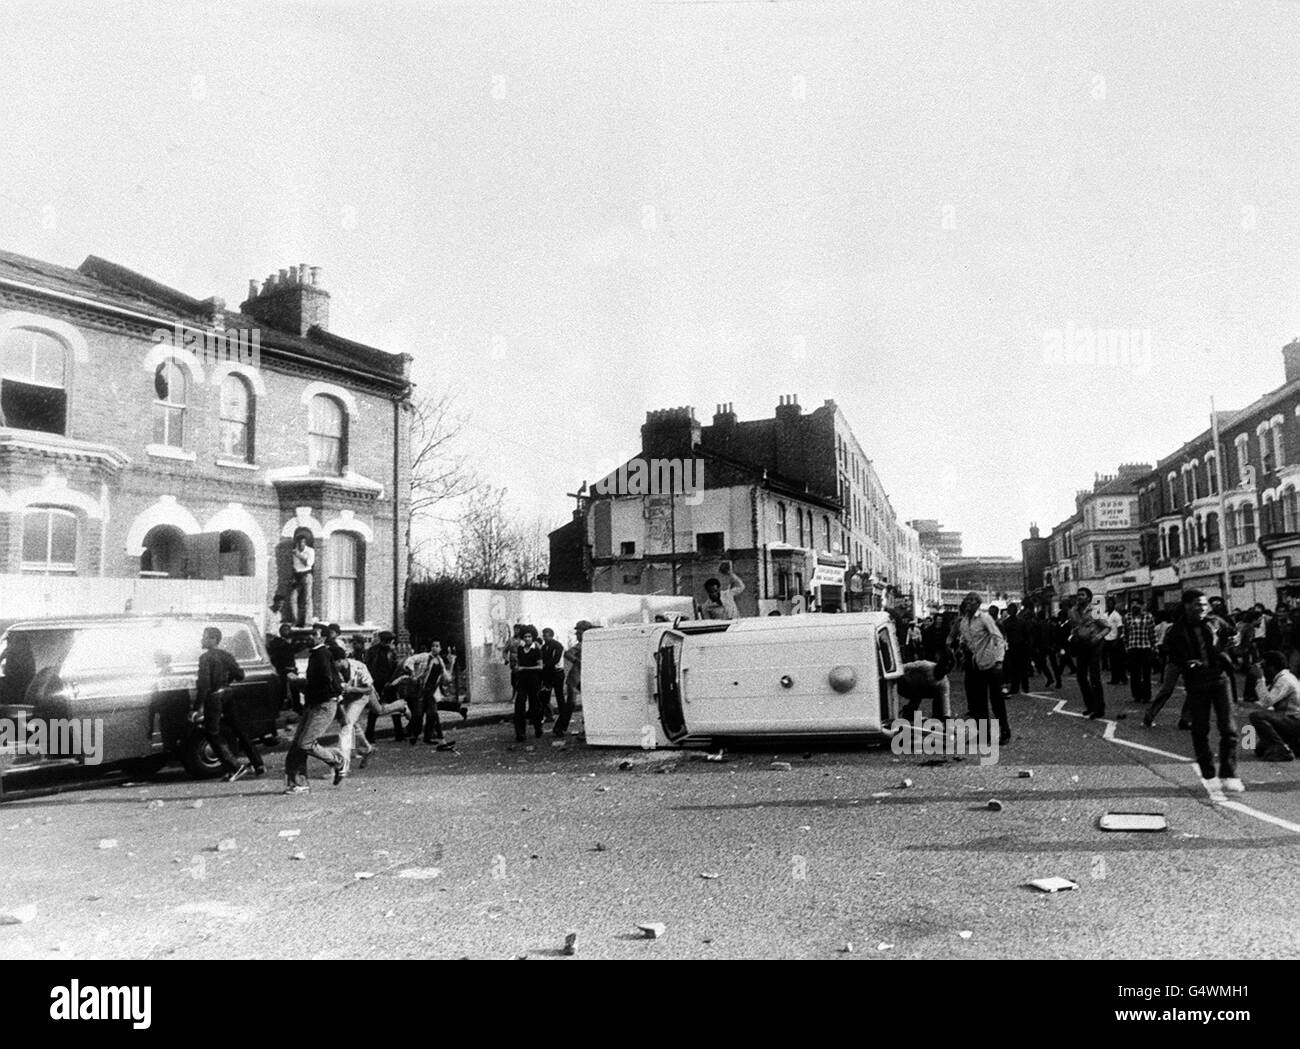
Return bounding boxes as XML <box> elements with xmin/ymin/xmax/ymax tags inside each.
<box><xmin>0</xmin><ymin>613</ymin><xmax>283</xmax><ymax>783</ymax></box>
<box><xmin>582</xmin><ymin>611</ymin><xmax>904</xmax><ymax>748</ymax></box>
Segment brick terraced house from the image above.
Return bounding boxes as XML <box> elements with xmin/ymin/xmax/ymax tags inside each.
<box><xmin>0</xmin><ymin>250</ymin><xmax>412</xmax><ymax>631</ymax></box>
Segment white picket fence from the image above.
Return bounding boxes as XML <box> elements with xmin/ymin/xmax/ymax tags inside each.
<box><xmin>0</xmin><ymin>574</ymin><xmax>264</xmax><ymax>621</ymax></box>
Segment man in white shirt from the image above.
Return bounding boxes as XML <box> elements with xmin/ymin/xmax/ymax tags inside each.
<box><xmin>949</xmin><ymin>592</ymin><xmax>1011</xmax><ymax>745</ymax></box>
<box><xmin>335</xmin><ymin>654</ymin><xmax>377</xmax><ymax>777</ymax></box>
<box><xmin>700</xmin><ymin>562</ymin><xmax>746</xmax><ymax>619</ymax></box>
<box><xmin>1248</xmin><ymin>649</ymin><xmax>1300</xmax><ymax>761</ymax></box>
<box><xmin>289</xmin><ymin>535</ymin><xmax>316</xmax><ymax>626</ymax></box>
<box><xmin>1103</xmin><ymin>597</ymin><xmax>1127</xmax><ymax>686</ymax></box>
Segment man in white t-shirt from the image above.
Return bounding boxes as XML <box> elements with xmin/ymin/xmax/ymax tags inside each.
<box><xmin>289</xmin><ymin>535</ymin><xmax>316</xmax><ymax>626</ymax></box>
<box><xmin>700</xmin><ymin>562</ymin><xmax>745</xmax><ymax>619</ymax></box>
<box><xmin>1103</xmin><ymin>596</ymin><xmax>1127</xmax><ymax>686</ymax></box>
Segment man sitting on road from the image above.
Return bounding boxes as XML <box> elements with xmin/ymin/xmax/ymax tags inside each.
<box><xmin>1248</xmin><ymin>649</ymin><xmax>1300</xmax><ymax>762</ymax></box>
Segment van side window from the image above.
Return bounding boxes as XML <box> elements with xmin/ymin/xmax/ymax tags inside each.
<box><xmin>215</xmin><ymin>622</ymin><xmax>258</xmax><ymax>663</ymax></box>
<box><xmin>876</xmin><ymin>627</ymin><xmax>897</xmax><ymax>675</ymax></box>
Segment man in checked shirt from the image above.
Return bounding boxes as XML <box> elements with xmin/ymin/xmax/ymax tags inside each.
<box><xmin>1123</xmin><ymin>599</ymin><xmax>1156</xmax><ymax>704</ymax></box>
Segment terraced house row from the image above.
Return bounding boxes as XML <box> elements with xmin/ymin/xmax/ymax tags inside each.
<box><xmin>1039</xmin><ymin>339</ymin><xmax>1300</xmax><ymax>611</ymax></box>
<box><xmin>0</xmin><ymin>249</ymin><xmax>412</xmax><ymax>631</ymax></box>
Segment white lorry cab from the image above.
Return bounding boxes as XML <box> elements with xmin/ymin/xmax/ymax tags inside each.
<box><xmin>582</xmin><ymin>612</ymin><xmax>904</xmax><ymax>748</ymax></box>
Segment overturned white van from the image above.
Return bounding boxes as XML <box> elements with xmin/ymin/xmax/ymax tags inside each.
<box><xmin>582</xmin><ymin>612</ymin><xmax>904</xmax><ymax>748</ymax></box>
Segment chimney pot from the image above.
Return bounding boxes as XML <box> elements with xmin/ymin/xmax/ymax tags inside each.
<box><xmin>279</xmin><ymin>268</ymin><xmax>290</xmax><ymax>285</ymax></box>
<box><xmin>298</xmin><ymin>263</ymin><xmax>308</xmax><ymax>284</ymax></box>
<box><xmin>310</xmin><ymin>266</ymin><xmax>321</xmax><ymax>286</ymax></box>
<box><xmin>248</xmin><ymin>279</ymin><xmax>259</xmax><ymax>299</ymax></box>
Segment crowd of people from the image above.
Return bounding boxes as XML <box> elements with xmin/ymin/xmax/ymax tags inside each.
<box><xmin>890</xmin><ymin>589</ymin><xmax>1300</xmax><ymax>797</ymax></box>
<box><xmin>197</xmin><ymin>621</ymin><xmax>469</xmax><ymax>795</ymax></box>
<box><xmin>501</xmin><ymin>621</ymin><xmax>588</xmax><ymax>744</ymax></box>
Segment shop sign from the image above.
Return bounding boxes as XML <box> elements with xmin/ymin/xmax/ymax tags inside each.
<box><xmin>1093</xmin><ymin>497</ymin><xmax>1132</xmax><ymax>529</ymax></box>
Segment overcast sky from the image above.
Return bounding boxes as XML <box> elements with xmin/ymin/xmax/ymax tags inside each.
<box><xmin>4</xmin><ymin>1</ymin><xmax>1300</xmax><ymax>556</ymax></box>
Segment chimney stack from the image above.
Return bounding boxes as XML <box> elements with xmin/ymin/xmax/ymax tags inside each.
<box><xmin>241</xmin><ymin>262</ymin><xmax>330</xmax><ymax>336</ymax></box>
<box><xmin>1285</xmin><ymin>338</ymin><xmax>1300</xmax><ymax>384</ymax></box>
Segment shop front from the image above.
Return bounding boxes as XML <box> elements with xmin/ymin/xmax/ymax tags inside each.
<box><xmin>1103</xmin><ymin>566</ymin><xmax>1150</xmax><ymax>608</ymax></box>
<box><xmin>1175</xmin><ymin>545</ymin><xmax>1271</xmax><ymax>610</ymax></box>
<box><xmin>763</xmin><ymin>543</ymin><xmax>812</xmax><ymax>615</ymax></box>
<box><xmin>1262</xmin><ymin>537</ymin><xmax>1300</xmax><ymax>608</ymax></box>
<box><xmin>811</xmin><ymin>553</ymin><xmax>848</xmax><ymax>613</ymax></box>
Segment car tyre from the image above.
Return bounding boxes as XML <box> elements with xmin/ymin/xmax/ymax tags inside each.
<box><xmin>181</xmin><ymin>728</ymin><xmax>225</xmax><ymax>779</ymax></box>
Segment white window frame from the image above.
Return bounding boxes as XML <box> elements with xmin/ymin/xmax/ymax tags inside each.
<box><xmin>20</xmin><ymin>505</ymin><xmax>78</xmax><ymax>575</ymax></box>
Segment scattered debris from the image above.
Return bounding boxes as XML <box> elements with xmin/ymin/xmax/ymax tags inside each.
<box><xmin>592</xmin><ymin>843</ymin><xmax>607</xmax><ymax>852</ymax></box>
<box><xmin>1099</xmin><ymin>812</ymin><xmax>1168</xmax><ymax>832</ymax></box>
<box><xmin>595</xmin><ymin>786</ymin><xmax>609</xmax><ymax>793</ymax></box>
<box><xmin>354</xmin><ymin>871</ymin><xmax>375</xmax><ymax>880</ymax></box>
<box><xmin>877</xmin><ymin>942</ymin><xmax>894</xmax><ymax>951</ymax></box>
<box><xmin>189</xmin><ymin>800</ymin><xmax>203</xmax><ymax>809</ymax></box>
<box><xmin>97</xmin><ymin>839</ymin><xmax>118</xmax><ymax>850</ymax></box>
<box><xmin>1070</xmin><ymin>775</ymin><xmax>1080</xmax><ymax>783</ymax></box>
<box><xmin>1180</xmin><ymin>833</ymin><xmax>1201</xmax><ymax>839</ymax></box>
<box><xmin>0</xmin><ymin>905</ymin><xmax>36</xmax><ymax>925</ymax></box>
<box><xmin>562</xmin><ymin>932</ymin><xmax>578</xmax><ymax>956</ymax></box>
<box><xmin>396</xmin><ymin>868</ymin><xmax>442</xmax><ymax>880</ymax></box>
<box><xmin>798</xmin><ymin>825</ymin><xmax>811</xmax><ymax>832</ymax></box>
<box><xmin>986</xmin><ymin>799</ymin><xmax>1004</xmax><ymax>812</ymax></box>
<box><xmin>840</xmin><ymin>942</ymin><xmax>854</xmax><ymax>953</ymax></box>
<box><xmin>698</xmin><ymin>872</ymin><xmax>721</xmax><ymax>880</ymax></box>
<box><xmin>1017</xmin><ymin>770</ymin><xmax>1034</xmax><ymax>779</ymax></box>
<box><xmin>290</xmin><ymin>852</ymin><xmax>306</xmax><ymax>861</ymax></box>
<box><xmin>636</xmin><ymin>922</ymin><xmax>666</xmax><ymax>939</ymax></box>
<box><xmin>552</xmin><ymin>740</ymin><xmax>567</xmax><ymax>749</ymax></box>
<box><xmin>146</xmin><ymin>800</ymin><xmax>165</xmax><ymax>810</ymax></box>
<box><xmin>1027</xmin><ymin>877</ymin><xmax>1078</xmax><ymax>893</ymax></box>
<box><xmin>770</xmin><ymin>761</ymin><xmax>792</xmax><ymax>771</ymax></box>
<box><xmin>870</xmin><ymin>791</ymin><xmax>892</xmax><ymax>798</ymax></box>
<box><xmin>899</xmin><ymin>778</ymin><xmax>914</xmax><ymax>789</ymax></box>
<box><xmin>958</xmin><ymin>930</ymin><xmax>973</xmax><ymax>940</ymax></box>
<box><xmin>705</xmin><ymin>751</ymin><xmax>725</xmax><ymax>763</ymax></box>
<box><xmin>214</xmin><ymin>839</ymin><xmax>237</xmax><ymax>852</ymax></box>
<box><xmin>277</xmin><ymin>829</ymin><xmax>301</xmax><ymax>839</ymax></box>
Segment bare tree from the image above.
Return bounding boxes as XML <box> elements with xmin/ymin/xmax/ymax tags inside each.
<box><xmin>450</xmin><ymin>488</ymin><xmax>553</xmax><ymax>588</ymax></box>
<box><xmin>408</xmin><ymin>392</ymin><xmax>479</xmax><ymax>578</ymax></box>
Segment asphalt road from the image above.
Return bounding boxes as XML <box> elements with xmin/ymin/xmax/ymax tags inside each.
<box><xmin>1</xmin><ymin>674</ymin><xmax>1297</xmax><ymax>960</ymax></box>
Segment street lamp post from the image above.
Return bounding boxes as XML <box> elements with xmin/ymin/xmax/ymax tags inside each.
<box><xmin>1210</xmin><ymin>397</ymin><xmax>1233</xmax><ymax>602</ymax></box>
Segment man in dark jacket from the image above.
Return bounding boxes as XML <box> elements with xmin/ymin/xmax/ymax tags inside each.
<box><xmin>266</xmin><ymin>623</ymin><xmax>301</xmax><ymax>713</ymax></box>
<box><xmin>1164</xmin><ymin>590</ymin><xmax>1242</xmax><ymax>797</ymax></box>
<box><xmin>364</xmin><ymin>630</ymin><xmax>405</xmax><ymax>742</ymax></box>
<box><xmin>284</xmin><ymin>624</ymin><xmax>346</xmax><ymax>794</ymax></box>
<box><xmin>196</xmin><ymin>626</ymin><xmax>263</xmax><ymax>782</ymax></box>
<box><xmin>1000</xmin><ymin>603</ymin><xmax>1031</xmax><ymax>695</ymax></box>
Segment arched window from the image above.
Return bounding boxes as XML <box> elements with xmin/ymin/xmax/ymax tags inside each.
<box><xmin>776</xmin><ymin>501</ymin><xmax>787</xmax><ymax>543</ymax></box>
<box><xmin>1</xmin><ymin>328</ymin><xmax>67</xmax><ymax>434</ymax></box>
<box><xmin>219</xmin><ymin>374</ymin><xmax>253</xmax><ymax>462</ymax></box>
<box><xmin>218</xmin><ymin>530</ymin><xmax>254</xmax><ymax>577</ymax></box>
<box><xmin>152</xmin><ymin>360</ymin><xmax>187</xmax><ymax>448</ymax></box>
<box><xmin>1286</xmin><ymin>488</ymin><xmax>1299</xmax><ymax>534</ymax></box>
<box><xmin>1205</xmin><ymin>512</ymin><xmax>1220</xmax><ymax>552</ymax></box>
<box><xmin>822</xmin><ymin>515</ymin><xmax>832</xmax><ymax>552</ymax></box>
<box><xmin>21</xmin><ymin>506</ymin><xmax>77</xmax><ymax>574</ymax></box>
<box><xmin>1241</xmin><ymin>503</ymin><xmax>1256</xmax><ymax>543</ymax></box>
<box><xmin>1225</xmin><ymin>506</ymin><xmax>1239</xmax><ymax>548</ymax></box>
<box><xmin>326</xmin><ymin>531</ymin><xmax>361</xmax><ymax>623</ymax></box>
<box><xmin>140</xmin><ymin>524</ymin><xmax>187</xmax><ymax>578</ymax></box>
<box><xmin>1167</xmin><ymin>526</ymin><xmax>1180</xmax><ymax>559</ymax></box>
<box><xmin>308</xmin><ymin>394</ymin><xmax>345</xmax><ymax>474</ymax></box>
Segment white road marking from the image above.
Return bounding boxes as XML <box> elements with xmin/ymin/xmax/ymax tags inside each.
<box><xmin>1021</xmin><ymin>689</ymin><xmax>1297</xmax><ymax>835</ymax></box>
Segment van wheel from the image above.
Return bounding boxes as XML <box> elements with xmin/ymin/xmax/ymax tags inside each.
<box><xmin>181</xmin><ymin>730</ymin><xmax>225</xmax><ymax>779</ymax></box>
<box><xmin>124</xmin><ymin>754</ymin><xmax>170</xmax><ymax>779</ymax></box>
